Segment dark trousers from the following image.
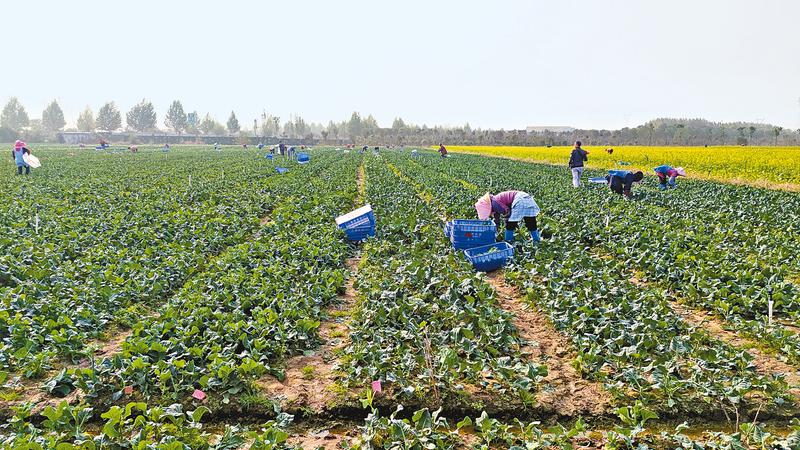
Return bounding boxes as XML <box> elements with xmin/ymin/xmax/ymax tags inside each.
<box><xmin>506</xmin><ymin>216</ymin><xmax>537</xmax><ymax>231</ymax></box>
<box><xmin>17</xmin><ymin>165</ymin><xmax>30</xmax><ymax>175</ymax></box>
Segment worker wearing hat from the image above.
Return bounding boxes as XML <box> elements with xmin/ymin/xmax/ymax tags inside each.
<box><xmin>12</xmin><ymin>140</ymin><xmax>31</xmax><ymax>175</ymax></box>
<box><xmin>475</xmin><ymin>191</ymin><xmax>541</xmax><ymax>243</ymax></box>
<box><xmin>653</xmin><ymin>165</ymin><xmax>686</xmax><ymax>190</ymax></box>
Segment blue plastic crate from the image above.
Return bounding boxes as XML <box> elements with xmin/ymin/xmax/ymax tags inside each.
<box><xmin>266</xmin><ymin>154</ymin><xmax>274</xmax><ymax>160</ymax></box>
<box><xmin>450</xmin><ymin>219</ymin><xmax>496</xmax><ymax>250</ymax></box>
<box><xmin>464</xmin><ymin>242</ymin><xmax>514</xmax><ymax>272</ymax></box>
<box><xmin>276</xmin><ymin>167</ymin><xmax>288</xmax><ymax>174</ymax></box>
<box><xmin>335</xmin><ymin>205</ymin><xmax>376</xmax><ymax>241</ymax></box>
<box><xmin>297</xmin><ymin>152</ymin><xmax>310</xmax><ymax>164</ymax></box>
<box><xmin>343</xmin><ymin>225</ymin><xmax>375</xmax><ymax>241</ymax></box>
<box><xmin>336</xmin><ymin>205</ymin><xmax>375</xmax><ymax>230</ymax></box>
<box><xmin>443</xmin><ymin>220</ymin><xmax>453</xmax><ymax>238</ymax></box>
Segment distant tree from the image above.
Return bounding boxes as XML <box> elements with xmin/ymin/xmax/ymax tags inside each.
<box><xmin>392</xmin><ymin>117</ymin><xmax>406</xmax><ymax>130</ymax></box>
<box><xmin>96</xmin><ymin>102</ymin><xmax>122</xmax><ymax>131</ymax></box>
<box><xmin>363</xmin><ymin>114</ymin><xmax>379</xmax><ymax>138</ymax></box>
<box><xmin>719</xmin><ymin>126</ymin><xmax>726</xmax><ymax>145</ymax></box>
<box><xmin>126</xmin><ymin>99</ymin><xmax>157</xmax><ymax>132</ymax></box>
<box><xmin>227</xmin><ymin>111</ymin><xmax>240</xmax><ymax>134</ymax></box>
<box><xmin>347</xmin><ymin>112</ymin><xmax>363</xmax><ymax>141</ymax></box>
<box><xmin>199</xmin><ymin>113</ymin><xmax>217</xmax><ymax>134</ymax></box>
<box><xmin>327</xmin><ymin>121</ymin><xmax>339</xmax><ymax>141</ymax></box>
<box><xmin>748</xmin><ymin>126</ymin><xmax>756</xmax><ymax>145</ymax></box>
<box><xmin>186</xmin><ymin>111</ymin><xmax>199</xmax><ymax>134</ymax></box>
<box><xmin>674</xmin><ymin>124</ymin><xmax>685</xmax><ymax>145</ymax></box>
<box><xmin>647</xmin><ymin>122</ymin><xmax>655</xmax><ymax>146</ymax></box>
<box><xmin>77</xmin><ymin>106</ymin><xmax>95</xmax><ymax>132</ymax></box>
<box><xmin>164</xmin><ymin>100</ymin><xmax>187</xmax><ymax>133</ymax></box>
<box><xmin>41</xmin><ymin>100</ymin><xmax>66</xmax><ymax>132</ymax></box>
<box><xmin>772</xmin><ymin>126</ymin><xmax>783</xmax><ymax>145</ymax></box>
<box><xmin>294</xmin><ymin>115</ymin><xmax>307</xmax><ymax>137</ymax></box>
<box><xmin>1</xmin><ymin>97</ymin><xmax>30</xmax><ymax>131</ymax></box>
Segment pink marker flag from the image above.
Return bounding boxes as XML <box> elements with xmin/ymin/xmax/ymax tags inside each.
<box><xmin>371</xmin><ymin>380</ymin><xmax>382</xmax><ymax>394</ymax></box>
<box><xmin>192</xmin><ymin>389</ymin><xmax>207</xmax><ymax>401</ymax></box>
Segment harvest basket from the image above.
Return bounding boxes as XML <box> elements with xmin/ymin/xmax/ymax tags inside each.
<box><xmin>449</xmin><ymin>219</ymin><xmax>496</xmax><ymax>250</ymax></box>
<box><xmin>464</xmin><ymin>242</ymin><xmax>514</xmax><ymax>272</ymax></box>
<box><xmin>335</xmin><ymin>205</ymin><xmax>376</xmax><ymax>241</ymax></box>
<box><xmin>276</xmin><ymin>167</ymin><xmax>289</xmax><ymax>174</ymax></box>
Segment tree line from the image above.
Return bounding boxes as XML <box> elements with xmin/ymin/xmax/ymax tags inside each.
<box><xmin>2</xmin><ymin>97</ymin><xmax>798</xmax><ymax>146</ymax></box>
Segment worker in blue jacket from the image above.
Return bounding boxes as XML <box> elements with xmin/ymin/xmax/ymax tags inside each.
<box><xmin>605</xmin><ymin>169</ymin><xmax>643</xmax><ymax>199</ymax></box>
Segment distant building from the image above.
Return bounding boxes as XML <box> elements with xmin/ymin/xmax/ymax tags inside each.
<box><xmin>526</xmin><ymin>126</ymin><xmax>576</xmax><ymax>133</ymax></box>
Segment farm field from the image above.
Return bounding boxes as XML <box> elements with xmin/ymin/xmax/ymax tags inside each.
<box><xmin>1</xmin><ymin>145</ymin><xmax>799</xmax><ymax>448</ymax></box>
<box><xmin>445</xmin><ymin>145</ymin><xmax>800</xmax><ymax>191</ymax></box>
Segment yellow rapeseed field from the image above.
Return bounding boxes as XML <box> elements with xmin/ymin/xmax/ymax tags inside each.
<box><xmin>445</xmin><ymin>145</ymin><xmax>800</xmax><ymax>191</ymax></box>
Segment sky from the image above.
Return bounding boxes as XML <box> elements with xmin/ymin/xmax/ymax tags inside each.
<box><xmin>3</xmin><ymin>0</ymin><xmax>800</xmax><ymax>131</ymax></box>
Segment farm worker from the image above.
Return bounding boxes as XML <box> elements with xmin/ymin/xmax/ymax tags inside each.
<box><xmin>438</xmin><ymin>143</ymin><xmax>448</xmax><ymax>158</ymax></box>
<box><xmin>653</xmin><ymin>165</ymin><xmax>686</xmax><ymax>190</ymax></box>
<box><xmin>257</xmin><ymin>142</ymin><xmax>264</xmax><ymax>150</ymax></box>
<box><xmin>279</xmin><ymin>141</ymin><xmax>286</xmax><ymax>156</ymax></box>
<box><xmin>288</xmin><ymin>146</ymin><xmax>296</xmax><ymax>159</ymax></box>
<box><xmin>605</xmin><ymin>170</ymin><xmax>644</xmax><ymax>199</ymax></box>
<box><xmin>214</xmin><ymin>142</ymin><xmax>220</xmax><ymax>151</ymax></box>
<box><xmin>162</xmin><ymin>143</ymin><xmax>170</xmax><ymax>152</ymax></box>
<box><xmin>12</xmin><ymin>140</ymin><xmax>31</xmax><ymax>175</ymax></box>
<box><xmin>475</xmin><ymin>191</ymin><xmax>541</xmax><ymax>243</ymax></box>
<box><xmin>568</xmin><ymin>140</ymin><xmax>588</xmax><ymax>188</ymax></box>
<box><xmin>128</xmin><ymin>145</ymin><xmax>138</xmax><ymax>153</ymax></box>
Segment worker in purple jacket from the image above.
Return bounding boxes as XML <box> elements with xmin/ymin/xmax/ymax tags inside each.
<box><xmin>475</xmin><ymin>190</ymin><xmax>541</xmax><ymax>243</ymax></box>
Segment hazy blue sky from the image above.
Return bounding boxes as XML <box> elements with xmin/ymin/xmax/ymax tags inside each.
<box><xmin>4</xmin><ymin>0</ymin><xmax>799</xmax><ymax>130</ymax></box>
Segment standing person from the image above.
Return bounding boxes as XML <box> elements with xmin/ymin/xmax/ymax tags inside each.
<box><xmin>475</xmin><ymin>191</ymin><xmax>541</xmax><ymax>243</ymax></box>
<box><xmin>279</xmin><ymin>141</ymin><xmax>286</xmax><ymax>157</ymax></box>
<box><xmin>438</xmin><ymin>143</ymin><xmax>448</xmax><ymax>158</ymax></box>
<box><xmin>568</xmin><ymin>141</ymin><xmax>588</xmax><ymax>187</ymax></box>
<box><xmin>605</xmin><ymin>169</ymin><xmax>643</xmax><ymax>199</ymax></box>
<box><xmin>12</xmin><ymin>140</ymin><xmax>31</xmax><ymax>175</ymax></box>
<box><xmin>653</xmin><ymin>165</ymin><xmax>686</xmax><ymax>190</ymax></box>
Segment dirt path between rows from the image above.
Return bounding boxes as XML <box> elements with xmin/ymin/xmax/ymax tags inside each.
<box><xmin>484</xmin><ymin>271</ymin><xmax>612</xmax><ymax>416</ymax></box>
<box><xmin>287</xmin><ymin>427</ymin><xmax>356</xmax><ymax>449</ymax></box>
<box><xmin>0</xmin><ymin>323</ymin><xmax>140</xmax><ymax>414</ymax></box>
<box><xmin>386</xmin><ymin>161</ymin><xmax>449</xmax><ymax>222</ymax></box>
<box><xmin>259</xmin><ymin>257</ymin><xmax>360</xmax><ymax>412</ymax></box>
<box><xmin>667</xmin><ymin>297</ymin><xmax>800</xmax><ymax>399</ymax></box>
<box><xmin>626</xmin><ymin>276</ymin><xmax>800</xmax><ymax>399</ymax></box>
<box><xmin>357</xmin><ymin>162</ymin><xmax>366</xmax><ymax>202</ymax></box>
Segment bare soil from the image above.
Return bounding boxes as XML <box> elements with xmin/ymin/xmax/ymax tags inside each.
<box><xmin>484</xmin><ymin>271</ymin><xmax>613</xmax><ymax>416</ymax></box>
<box><xmin>667</xmin><ymin>300</ymin><xmax>800</xmax><ymax>399</ymax></box>
<box><xmin>287</xmin><ymin>427</ymin><xmax>355</xmax><ymax>449</ymax></box>
<box><xmin>258</xmin><ymin>258</ymin><xmax>360</xmax><ymax>413</ymax></box>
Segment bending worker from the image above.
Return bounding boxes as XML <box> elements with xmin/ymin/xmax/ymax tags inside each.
<box><xmin>438</xmin><ymin>143</ymin><xmax>448</xmax><ymax>158</ymax></box>
<box><xmin>606</xmin><ymin>169</ymin><xmax>643</xmax><ymax>198</ymax></box>
<box><xmin>12</xmin><ymin>140</ymin><xmax>31</xmax><ymax>175</ymax></box>
<box><xmin>475</xmin><ymin>191</ymin><xmax>541</xmax><ymax>243</ymax></box>
<box><xmin>653</xmin><ymin>165</ymin><xmax>686</xmax><ymax>190</ymax></box>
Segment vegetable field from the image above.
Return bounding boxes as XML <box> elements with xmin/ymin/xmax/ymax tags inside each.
<box><xmin>445</xmin><ymin>145</ymin><xmax>800</xmax><ymax>191</ymax></box>
<box><xmin>1</xmin><ymin>146</ymin><xmax>799</xmax><ymax>449</ymax></box>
